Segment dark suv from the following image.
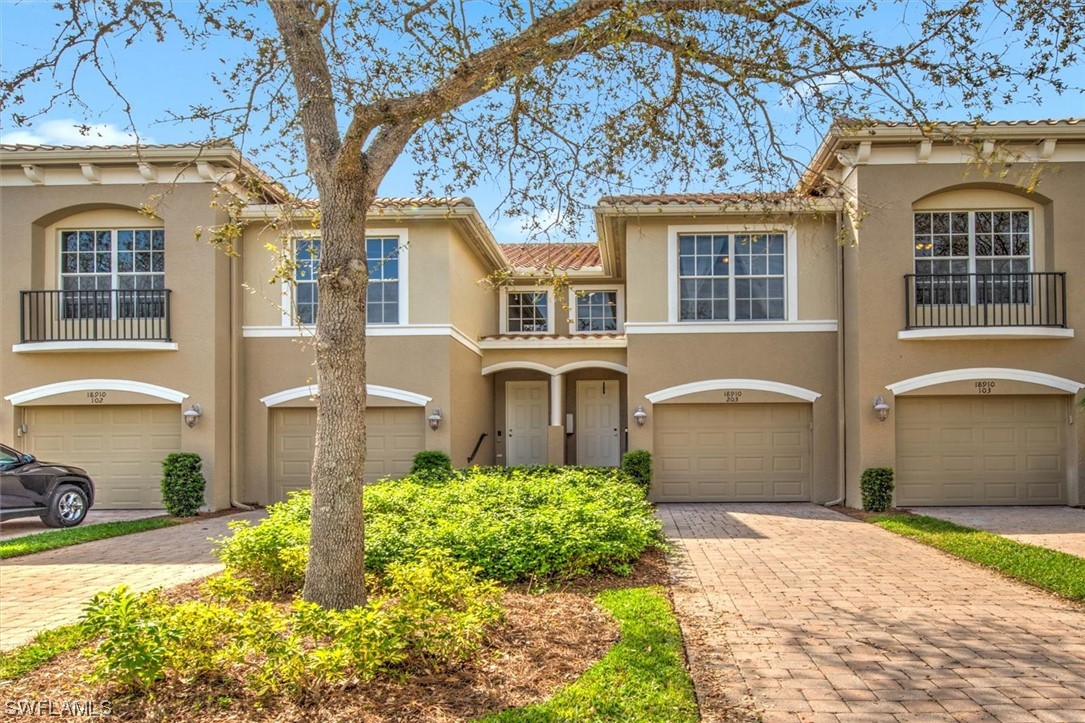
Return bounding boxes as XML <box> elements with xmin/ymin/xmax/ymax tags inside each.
<box><xmin>0</xmin><ymin>444</ymin><xmax>95</xmax><ymax>528</ymax></box>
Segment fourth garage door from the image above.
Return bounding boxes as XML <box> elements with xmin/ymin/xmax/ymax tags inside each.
<box><xmin>653</xmin><ymin>403</ymin><xmax>811</xmax><ymax>501</ymax></box>
<box><xmin>270</xmin><ymin>406</ymin><xmax>424</xmax><ymax>503</ymax></box>
<box><xmin>896</xmin><ymin>396</ymin><xmax>1067</xmax><ymax>506</ymax></box>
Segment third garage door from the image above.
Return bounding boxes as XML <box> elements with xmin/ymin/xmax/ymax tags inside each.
<box><xmin>270</xmin><ymin>406</ymin><xmax>425</xmax><ymax>503</ymax></box>
<box><xmin>654</xmin><ymin>403</ymin><xmax>811</xmax><ymax>501</ymax></box>
<box><xmin>896</xmin><ymin>396</ymin><xmax>1067</xmax><ymax>505</ymax></box>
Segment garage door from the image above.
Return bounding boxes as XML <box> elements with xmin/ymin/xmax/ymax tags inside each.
<box><xmin>654</xmin><ymin>403</ymin><xmax>811</xmax><ymax>501</ymax></box>
<box><xmin>270</xmin><ymin>407</ymin><xmax>425</xmax><ymax>502</ymax></box>
<box><xmin>24</xmin><ymin>405</ymin><xmax>181</xmax><ymax>509</ymax></box>
<box><xmin>896</xmin><ymin>396</ymin><xmax>1067</xmax><ymax>506</ymax></box>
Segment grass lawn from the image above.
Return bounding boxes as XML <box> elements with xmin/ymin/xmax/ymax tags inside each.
<box><xmin>0</xmin><ymin>623</ymin><xmax>86</xmax><ymax>681</ymax></box>
<box><xmin>0</xmin><ymin>517</ymin><xmax>181</xmax><ymax>560</ymax></box>
<box><xmin>872</xmin><ymin>513</ymin><xmax>1085</xmax><ymax>601</ymax></box>
<box><xmin>483</xmin><ymin>586</ymin><xmax>699</xmax><ymax>723</ymax></box>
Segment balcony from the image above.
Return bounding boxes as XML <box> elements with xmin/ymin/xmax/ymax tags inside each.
<box><xmin>902</xmin><ymin>273</ymin><xmax>1070</xmax><ymax>340</ymax></box>
<box><xmin>18</xmin><ymin>289</ymin><xmax>174</xmax><ymax>349</ymax></box>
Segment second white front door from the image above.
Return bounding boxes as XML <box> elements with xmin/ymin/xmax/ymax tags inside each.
<box><xmin>507</xmin><ymin>380</ymin><xmax>549</xmax><ymax>466</ymax></box>
<box><xmin>577</xmin><ymin>380</ymin><xmax>620</xmax><ymax>467</ymax></box>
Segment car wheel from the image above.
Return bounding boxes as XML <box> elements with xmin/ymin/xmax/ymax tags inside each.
<box><xmin>42</xmin><ymin>484</ymin><xmax>89</xmax><ymax>528</ymax></box>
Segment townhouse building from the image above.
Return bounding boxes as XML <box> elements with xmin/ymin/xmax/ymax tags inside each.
<box><xmin>2</xmin><ymin>119</ymin><xmax>1082</xmax><ymax>511</ymax></box>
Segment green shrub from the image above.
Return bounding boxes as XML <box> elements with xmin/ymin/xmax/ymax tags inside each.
<box><xmin>216</xmin><ymin>466</ymin><xmax>663</xmax><ymax>589</ymax></box>
<box><xmin>409</xmin><ymin>450</ymin><xmax>453</xmax><ymax>479</ymax></box>
<box><xmin>215</xmin><ymin>491</ymin><xmax>311</xmax><ymax>594</ymax></box>
<box><xmin>160</xmin><ymin>453</ymin><xmax>206</xmax><ymax>517</ymax></box>
<box><xmin>621</xmin><ymin>450</ymin><xmax>653</xmax><ymax>492</ymax></box>
<box><xmin>861</xmin><ymin>467</ymin><xmax>895</xmax><ymax>512</ymax></box>
<box><xmin>80</xmin><ymin>553</ymin><xmax>502</xmax><ymax>699</ymax></box>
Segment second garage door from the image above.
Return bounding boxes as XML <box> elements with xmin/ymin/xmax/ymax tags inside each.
<box><xmin>896</xmin><ymin>395</ymin><xmax>1067</xmax><ymax>506</ymax></box>
<box><xmin>654</xmin><ymin>403</ymin><xmax>811</xmax><ymax>501</ymax></box>
<box><xmin>24</xmin><ymin>405</ymin><xmax>181</xmax><ymax>509</ymax></box>
<box><xmin>270</xmin><ymin>406</ymin><xmax>425</xmax><ymax>502</ymax></box>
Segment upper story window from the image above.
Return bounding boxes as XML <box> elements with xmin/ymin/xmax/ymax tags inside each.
<box><xmin>678</xmin><ymin>232</ymin><xmax>786</xmax><ymax>321</ymax></box>
<box><xmin>570</xmin><ymin>286</ymin><xmax>625</xmax><ymax>333</ymax></box>
<box><xmin>60</xmin><ymin>228</ymin><xmax>165</xmax><ymax>319</ymax></box>
<box><xmin>505</xmin><ymin>290</ymin><xmax>551</xmax><ymax>333</ymax></box>
<box><xmin>913</xmin><ymin>210</ymin><xmax>1031</xmax><ymax>303</ymax></box>
<box><xmin>289</xmin><ymin>235</ymin><xmax>404</xmax><ymax>325</ymax></box>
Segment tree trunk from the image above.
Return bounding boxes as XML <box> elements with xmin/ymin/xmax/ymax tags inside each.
<box><xmin>302</xmin><ymin>173</ymin><xmax>370</xmax><ymax>610</ymax></box>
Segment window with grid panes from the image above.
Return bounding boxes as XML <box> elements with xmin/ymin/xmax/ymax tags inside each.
<box><xmin>507</xmin><ymin>291</ymin><xmax>549</xmax><ymax>332</ymax></box>
<box><xmin>913</xmin><ymin>211</ymin><xmax>1031</xmax><ymax>304</ymax></box>
<box><xmin>293</xmin><ymin>237</ymin><xmax>401</xmax><ymax>325</ymax></box>
<box><xmin>59</xmin><ymin>228</ymin><xmax>165</xmax><ymax>319</ymax></box>
<box><xmin>678</xmin><ymin>232</ymin><xmax>786</xmax><ymax>321</ymax></box>
<box><xmin>574</xmin><ymin>291</ymin><xmax>618</xmax><ymax>332</ymax></box>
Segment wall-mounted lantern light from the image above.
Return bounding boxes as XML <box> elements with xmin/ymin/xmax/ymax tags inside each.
<box><xmin>428</xmin><ymin>408</ymin><xmax>443</xmax><ymax>431</ymax></box>
<box><xmin>873</xmin><ymin>396</ymin><xmax>890</xmax><ymax>422</ymax></box>
<box><xmin>183</xmin><ymin>404</ymin><xmax>202</xmax><ymax>428</ymax></box>
<box><xmin>633</xmin><ymin>405</ymin><xmax>648</xmax><ymax>427</ymax></box>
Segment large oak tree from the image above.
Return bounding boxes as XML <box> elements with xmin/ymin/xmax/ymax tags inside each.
<box><xmin>4</xmin><ymin>0</ymin><xmax>1081</xmax><ymax>608</ymax></box>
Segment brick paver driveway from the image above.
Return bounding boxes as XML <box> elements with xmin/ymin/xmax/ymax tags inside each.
<box><xmin>661</xmin><ymin>503</ymin><xmax>1085</xmax><ymax>723</ymax></box>
<box><xmin>916</xmin><ymin>507</ymin><xmax>1085</xmax><ymax>559</ymax></box>
<box><xmin>0</xmin><ymin>510</ymin><xmax>264</xmax><ymax>650</ymax></box>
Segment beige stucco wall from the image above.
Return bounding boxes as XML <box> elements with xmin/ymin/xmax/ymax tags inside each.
<box><xmin>449</xmin><ymin>228</ymin><xmax>498</xmax><ymax>340</ymax></box>
<box><xmin>626</xmin><ymin>332</ymin><xmax>839</xmax><ymax>502</ymax></box>
<box><xmin>0</xmin><ymin>181</ymin><xmax>235</xmax><ymax>509</ymax></box>
<box><xmin>844</xmin><ymin>161</ymin><xmax>1085</xmax><ymax>506</ymax></box>
<box><xmin>622</xmin><ymin>213</ymin><xmax>839</xmax><ymax>323</ymax></box>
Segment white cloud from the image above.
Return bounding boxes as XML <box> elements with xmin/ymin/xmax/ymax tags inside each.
<box><xmin>1</xmin><ymin>119</ymin><xmax>148</xmax><ymax>145</ymax></box>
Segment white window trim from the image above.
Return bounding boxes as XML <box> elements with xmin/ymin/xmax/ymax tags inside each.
<box><xmin>500</xmin><ymin>286</ymin><xmax>556</xmax><ymax>335</ymax></box>
<box><xmin>667</xmin><ymin>224</ymin><xmax>799</xmax><ymax>324</ymax></box>
<box><xmin>567</xmin><ymin>284</ymin><xmax>625</xmax><ymax>334</ymax></box>
<box><xmin>911</xmin><ymin>208</ymin><xmax>1033</xmax><ymax>279</ymax></box>
<box><xmin>279</xmin><ymin>228</ymin><xmax>409</xmax><ymax>327</ymax></box>
<box><xmin>57</xmin><ymin>227</ymin><xmax>166</xmax><ymax>317</ymax></box>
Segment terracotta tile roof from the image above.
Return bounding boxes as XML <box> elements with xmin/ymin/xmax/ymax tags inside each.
<box><xmin>501</xmin><ymin>242</ymin><xmax>601</xmax><ymax>269</ymax></box>
<box><xmin>842</xmin><ymin>118</ymin><xmax>1083</xmax><ymax>129</ymax></box>
<box><xmin>0</xmin><ymin>140</ymin><xmax>236</xmax><ymax>152</ymax></box>
<box><xmin>597</xmin><ymin>192</ymin><xmax>799</xmax><ymax>206</ymax></box>
<box><xmin>372</xmin><ymin>197</ymin><xmax>474</xmax><ymax>209</ymax></box>
<box><xmin>479</xmin><ymin>333</ymin><xmax>625</xmax><ymax>341</ymax></box>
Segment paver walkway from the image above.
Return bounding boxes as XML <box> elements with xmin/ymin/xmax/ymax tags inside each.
<box><xmin>0</xmin><ymin>510</ymin><xmax>264</xmax><ymax>650</ymax></box>
<box><xmin>661</xmin><ymin>503</ymin><xmax>1085</xmax><ymax>723</ymax></box>
<box><xmin>917</xmin><ymin>506</ymin><xmax>1085</xmax><ymax>559</ymax></box>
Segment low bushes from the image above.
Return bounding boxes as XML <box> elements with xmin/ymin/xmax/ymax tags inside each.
<box><xmin>410</xmin><ymin>450</ymin><xmax>453</xmax><ymax>479</ymax></box>
<box><xmin>81</xmin><ymin>551</ymin><xmax>502</xmax><ymax>698</ymax></box>
<box><xmin>161</xmin><ymin>453</ymin><xmax>205</xmax><ymax>517</ymax></box>
<box><xmin>217</xmin><ymin>465</ymin><xmax>663</xmax><ymax>590</ymax></box>
<box><xmin>860</xmin><ymin>467</ymin><xmax>894</xmax><ymax>512</ymax></box>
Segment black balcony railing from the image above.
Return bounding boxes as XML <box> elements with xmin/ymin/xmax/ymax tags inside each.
<box><xmin>20</xmin><ymin>289</ymin><xmax>172</xmax><ymax>343</ymax></box>
<box><xmin>904</xmin><ymin>272</ymin><xmax>1066</xmax><ymax>330</ymax></box>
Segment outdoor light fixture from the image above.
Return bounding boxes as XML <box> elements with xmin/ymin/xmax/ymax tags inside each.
<box><xmin>428</xmin><ymin>408</ymin><xmax>443</xmax><ymax>431</ymax></box>
<box><xmin>873</xmin><ymin>396</ymin><xmax>890</xmax><ymax>422</ymax></box>
<box><xmin>633</xmin><ymin>405</ymin><xmax>648</xmax><ymax>427</ymax></box>
<box><xmin>183</xmin><ymin>404</ymin><xmax>202</xmax><ymax>428</ymax></box>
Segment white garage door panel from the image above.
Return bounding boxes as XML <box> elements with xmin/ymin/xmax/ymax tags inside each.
<box><xmin>653</xmin><ymin>403</ymin><xmax>811</xmax><ymax>502</ymax></box>
<box><xmin>896</xmin><ymin>396</ymin><xmax>1066</xmax><ymax>506</ymax></box>
<box><xmin>25</xmin><ymin>405</ymin><xmax>180</xmax><ymax>509</ymax></box>
<box><xmin>270</xmin><ymin>407</ymin><xmax>424</xmax><ymax>503</ymax></box>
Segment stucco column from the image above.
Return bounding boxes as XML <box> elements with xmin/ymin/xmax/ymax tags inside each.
<box><xmin>548</xmin><ymin>373</ymin><xmax>565</xmax><ymax>464</ymax></box>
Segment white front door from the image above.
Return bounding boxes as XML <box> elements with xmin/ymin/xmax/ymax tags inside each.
<box><xmin>507</xmin><ymin>381</ymin><xmax>548</xmax><ymax>466</ymax></box>
<box><xmin>577</xmin><ymin>380</ymin><xmax>620</xmax><ymax>467</ymax></box>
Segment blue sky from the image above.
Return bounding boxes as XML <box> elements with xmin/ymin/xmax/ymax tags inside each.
<box><xmin>2</xmin><ymin>1</ymin><xmax>1083</xmax><ymax>242</ymax></box>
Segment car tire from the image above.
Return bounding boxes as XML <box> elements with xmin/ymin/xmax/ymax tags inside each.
<box><xmin>42</xmin><ymin>484</ymin><xmax>89</xmax><ymax>528</ymax></box>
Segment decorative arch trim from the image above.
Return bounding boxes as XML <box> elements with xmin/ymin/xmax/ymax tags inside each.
<box><xmin>259</xmin><ymin>384</ymin><xmax>432</xmax><ymax>407</ymax></box>
<box><xmin>480</xmin><ymin>360</ymin><xmax>628</xmax><ymax>376</ymax></box>
<box><xmin>5</xmin><ymin>379</ymin><xmax>188</xmax><ymax>405</ymax></box>
<box><xmin>644</xmin><ymin>379</ymin><xmax>821</xmax><ymax>404</ymax></box>
<box><xmin>553</xmin><ymin>361</ymin><xmax>628</xmax><ymax>375</ymax></box>
<box><xmin>886</xmin><ymin>367</ymin><xmax>1084</xmax><ymax>396</ymax></box>
<box><xmin>481</xmin><ymin>361</ymin><xmax>556</xmax><ymax>376</ymax></box>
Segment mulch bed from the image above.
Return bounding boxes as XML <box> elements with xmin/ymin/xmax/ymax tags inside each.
<box><xmin>1</xmin><ymin>551</ymin><xmax>669</xmax><ymax>722</ymax></box>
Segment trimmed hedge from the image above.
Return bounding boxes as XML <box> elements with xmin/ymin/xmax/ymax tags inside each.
<box><xmin>410</xmin><ymin>450</ymin><xmax>453</xmax><ymax>479</ymax></box>
<box><xmin>161</xmin><ymin>453</ymin><xmax>205</xmax><ymax>517</ymax></box>
<box><xmin>621</xmin><ymin>450</ymin><xmax>652</xmax><ymax>492</ymax></box>
<box><xmin>861</xmin><ymin>467</ymin><xmax>894</xmax><ymax>512</ymax></box>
